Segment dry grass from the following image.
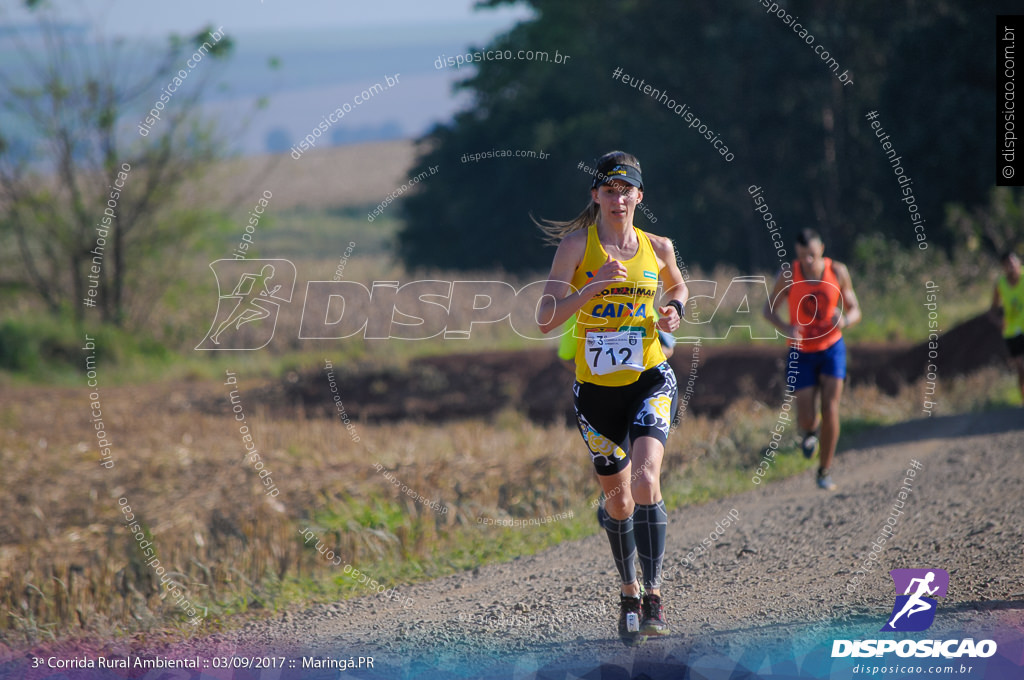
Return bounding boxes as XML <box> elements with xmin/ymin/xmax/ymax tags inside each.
<box><xmin>0</xmin><ymin>379</ymin><xmax>589</xmax><ymax>647</ymax></box>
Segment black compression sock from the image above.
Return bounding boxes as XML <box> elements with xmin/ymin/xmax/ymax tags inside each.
<box><xmin>634</xmin><ymin>501</ymin><xmax>668</xmax><ymax>591</ymax></box>
<box><xmin>603</xmin><ymin>514</ymin><xmax>637</xmax><ymax>588</ymax></box>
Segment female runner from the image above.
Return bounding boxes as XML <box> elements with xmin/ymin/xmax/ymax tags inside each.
<box><xmin>537</xmin><ymin>151</ymin><xmax>687</xmax><ymax>645</ymax></box>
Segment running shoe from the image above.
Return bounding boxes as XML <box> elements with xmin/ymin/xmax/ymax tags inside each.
<box><xmin>800</xmin><ymin>432</ymin><xmax>820</xmax><ymax>459</ymax></box>
<box><xmin>640</xmin><ymin>592</ymin><xmax>670</xmax><ymax>636</ymax></box>
<box><xmin>816</xmin><ymin>469</ymin><xmax>837</xmax><ymax>491</ymax></box>
<box><xmin>596</xmin><ymin>493</ymin><xmax>609</xmax><ymax>529</ymax></box>
<box><xmin>618</xmin><ymin>593</ymin><xmax>646</xmax><ymax>646</ymax></box>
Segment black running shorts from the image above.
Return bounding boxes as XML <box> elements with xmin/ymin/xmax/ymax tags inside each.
<box><xmin>573</xmin><ymin>362</ymin><xmax>678</xmax><ymax>476</ymax></box>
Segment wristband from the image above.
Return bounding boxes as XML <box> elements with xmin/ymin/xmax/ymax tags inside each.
<box><xmin>667</xmin><ymin>299</ymin><xmax>684</xmax><ymax>318</ymax></box>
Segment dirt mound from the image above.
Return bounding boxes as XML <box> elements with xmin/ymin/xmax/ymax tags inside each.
<box><xmin>229</xmin><ymin>350</ymin><xmax>576</xmax><ymax>425</ymax></box>
<box><xmin>221</xmin><ymin>314</ymin><xmax>1010</xmax><ymax>423</ymax></box>
<box><xmin>894</xmin><ymin>312</ymin><xmax>1007</xmax><ymax>382</ymax></box>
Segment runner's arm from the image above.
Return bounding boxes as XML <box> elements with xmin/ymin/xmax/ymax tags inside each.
<box><xmin>834</xmin><ymin>262</ymin><xmax>862</xmax><ymax>329</ymax></box>
<box><xmin>762</xmin><ymin>269</ymin><xmax>796</xmax><ymax>337</ymax></box>
<box><xmin>650</xmin><ymin>235</ymin><xmax>687</xmax><ymax>331</ymax></box>
<box><xmin>989</xmin><ymin>282</ymin><xmax>1004</xmax><ymax>325</ymax></box>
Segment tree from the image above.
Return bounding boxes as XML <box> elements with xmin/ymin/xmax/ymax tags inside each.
<box><xmin>399</xmin><ymin>0</ymin><xmax>1018</xmax><ymax>274</ymax></box>
<box><xmin>0</xmin><ymin>2</ymin><xmax>234</xmax><ymax>326</ymax></box>
<box><xmin>946</xmin><ymin>187</ymin><xmax>1024</xmax><ymax>257</ymax></box>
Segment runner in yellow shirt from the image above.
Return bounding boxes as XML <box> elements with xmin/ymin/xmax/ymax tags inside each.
<box><xmin>537</xmin><ymin>151</ymin><xmax>686</xmax><ymax>645</ymax></box>
<box><xmin>989</xmin><ymin>251</ymin><xmax>1024</xmax><ymax>402</ymax></box>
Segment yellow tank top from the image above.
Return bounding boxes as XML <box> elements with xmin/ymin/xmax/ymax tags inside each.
<box><xmin>570</xmin><ymin>224</ymin><xmax>666</xmax><ymax>386</ymax></box>
<box><xmin>998</xmin><ymin>274</ymin><xmax>1024</xmax><ymax>338</ymax></box>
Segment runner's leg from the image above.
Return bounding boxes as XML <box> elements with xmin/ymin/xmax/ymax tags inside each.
<box><xmin>630</xmin><ymin>436</ymin><xmax>666</xmax><ymax>595</ymax></box>
<box><xmin>1012</xmin><ymin>356</ymin><xmax>1024</xmax><ymax>401</ymax></box>
<box><xmin>627</xmin><ymin>363</ymin><xmax>676</xmax><ymax>597</ymax></box>
<box><xmin>575</xmin><ymin>381</ymin><xmax>638</xmax><ymax>596</ymax></box>
<box><xmin>795</xmin><ymin>386</ymin><xmax>819</xmax><ymax>434</ymax></box>
<box><xmin>818</xmin><ymin>375</ymin><xmax>844</xmax><ymax>472</ymax></box>
<box><xmin>597</xmin><ymin>468</ymin><xmax>639</xmax><ymax>596</ymax></box>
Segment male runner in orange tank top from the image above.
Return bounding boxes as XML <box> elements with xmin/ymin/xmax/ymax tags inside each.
<box><xmin>763</xmin><ymin>229</ymin><xmax>861</xmax><ymax>490</ymax></box>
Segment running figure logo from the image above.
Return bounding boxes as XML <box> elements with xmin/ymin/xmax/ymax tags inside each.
<box><xmin>881</xmin><ymin>568</ymin><xmax>949</xmax><ymax>632</ymax></box>
<box><xmin>196</xmin><ymin>259</ymin><xmax>296</xmax><ymax>350</ymax></box>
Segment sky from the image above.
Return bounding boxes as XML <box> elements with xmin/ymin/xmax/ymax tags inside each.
<box><xmin>0</xmin><ymin>0</ymin><xmax>536</xmax><ymax>154</ymax></box>
<box><xmin>1</xmin><ymin>0</ymin><xmax>533</xmax><ymax>37</ymax></box>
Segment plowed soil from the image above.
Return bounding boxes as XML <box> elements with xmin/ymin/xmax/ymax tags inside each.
<box><xmin>224</xmin><ymin>313</ymin><xmax>1008</xmax><ymax>424</ymax></box>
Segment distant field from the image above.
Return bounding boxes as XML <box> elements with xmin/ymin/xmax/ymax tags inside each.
<box><xmin>190</xmin><ymin>139</ymin><xmax>418</xmax><ymax>213</ymax></box>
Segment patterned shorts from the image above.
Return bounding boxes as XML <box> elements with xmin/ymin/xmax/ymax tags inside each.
<box><xmin>573</xmin><ymin>362</ymin><xmax>678</xmax><ymax>476</ymax></box>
